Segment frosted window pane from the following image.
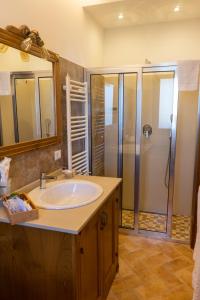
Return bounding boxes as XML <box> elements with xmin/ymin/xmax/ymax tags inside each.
<box><xmin>105</xmin><ymin>84</ymin><xmax>113</xmax><ymax>126</ymax></box>
<box><xmin>159</xmin><ymin>78</ymin><xmax>174</xmax><ymax>129</ymax></box>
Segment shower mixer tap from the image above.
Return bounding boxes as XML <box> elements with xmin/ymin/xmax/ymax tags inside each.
<box><xmin>143</xmin><ymin>124</ymin><xmax>152</xmax><ymax>139</ymax></box>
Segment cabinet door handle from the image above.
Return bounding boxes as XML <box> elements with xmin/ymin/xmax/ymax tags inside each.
<box><xmin>80</xmin><ymin>247</ymin><xmax>84</xmax><ymax>254</ymax></box>
<box><xmin>100</xmin><ymin>211</ymin><xmax>108</xmax><ymax>230</ymax></box>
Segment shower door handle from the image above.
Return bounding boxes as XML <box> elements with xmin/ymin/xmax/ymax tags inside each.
<box><xmin>100</xmin><ymin>211</ymin><xmax>108</xmax><ymax>230</ymax></box>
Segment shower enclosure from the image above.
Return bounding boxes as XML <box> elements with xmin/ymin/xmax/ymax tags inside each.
<box><xmin>88</xmin><ymin>65</ymin><xmax>199</xmax><ymax>242</ymax></box>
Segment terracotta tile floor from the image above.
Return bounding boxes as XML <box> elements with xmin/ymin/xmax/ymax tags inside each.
<box><xmin>107</xmin><ymin>233</ymin><xmax>194</xmax><ymax>300</ymax></box>
<box><xmin>122</xmin><ymin>210</ymin><xmax>191</xmax><ymax>241</ymax></box>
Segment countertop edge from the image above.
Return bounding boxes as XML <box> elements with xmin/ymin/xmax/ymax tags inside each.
<box><xmin>74</xmin><ymin>179</ymin><xmax>122</xmax><ymax>234</ymax></box>
<box><xmin>0</xmin><ymin>175</ymin><xmax>122</xmax><ymax>235</ymax></box>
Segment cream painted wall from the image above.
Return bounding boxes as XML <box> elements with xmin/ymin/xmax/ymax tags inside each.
<box><xmin>0</xmin><ymin>0</ymin><xmax>104</xmax><ymax>67</ymax></box>
<box><xmin>1</xmin><ymin>2</ymin><xmax>200</xmax><ymax>68</ymax></box>
<box><xmin>0</xmin><ymin>47</ymin><xmax>52</xmax><ymax>72</ymax></box>
<box><xmin>103</xmin><ymin>18</ymin><xmax>200</xmax><ymax>66</ymax></box>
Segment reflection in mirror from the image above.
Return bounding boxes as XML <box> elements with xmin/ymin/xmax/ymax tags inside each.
<box><xmin>0</xmin><ymin>88</ymin><xmax>15</xmax><ymax>146</ymax></box>
<box><xmin>0</xmin><ymin>45</ymin><xmax>56</xmax><ymax>147</ymax></box>
<box><xmin>39</xmin><ymin>77</ymin><xmax>55</xmax><ymax>138</ymax></box>
<box><xmin>14</xmin><ymin>76</ymin><xmax>37</xmax><ymax>142</ymax></box>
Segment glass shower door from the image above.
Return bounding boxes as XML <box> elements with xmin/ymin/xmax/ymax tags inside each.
<box><xmin>122</xmin><ymin>73</ymin><xmax>137</xmax><ymax>229</ymax></box>
<box><xmin>90</xmin><ymin>74</ymin><xmax>119</xmax><ymax>177</ymax></box>
<box><xmin>139</xmin><ymin>71</ymin><xmax>175</xmax><ymax>233</ymax></box>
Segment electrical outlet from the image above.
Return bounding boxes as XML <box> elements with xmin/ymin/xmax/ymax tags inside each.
<box><xmin>54</xmin><ymin>150</ymin><xmax>61</xmax><ymax>161</ymax></box>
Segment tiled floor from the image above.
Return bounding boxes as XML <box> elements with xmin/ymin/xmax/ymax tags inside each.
<box><xmin>107</xmin><ymin>233</ymin><xmax>194</xmax><ymax>300</ymax></box>
<box><xmin>122</xmin><ymin>210</ymin><xmax>191</xmax><ymax>241</ymax></box>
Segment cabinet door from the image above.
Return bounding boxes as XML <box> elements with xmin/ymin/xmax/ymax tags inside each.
<box><xmin>79</xmin><ymin>213</ymin><xmax>101</xmax><ymax>300</ymax></box>
<box><xmin>114</xmin><ymin>187</ymin><xmax>120</xmax><ymax>271</ymax></box>
<box><xmin>100</xmin><ymin>192</ymin><xmax>117</xmax><ymax>298</ymax></box>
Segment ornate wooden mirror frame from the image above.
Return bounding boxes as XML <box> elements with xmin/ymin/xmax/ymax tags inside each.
<box><xmin>0</xmin><ymin>26</ymin><xmax>61</xmax><ymax>158</ymax></box>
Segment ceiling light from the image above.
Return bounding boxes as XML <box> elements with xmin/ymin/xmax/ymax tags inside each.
<box><xmin>118</xmin><ymin>13</ymin><xmax>124</xmax><ymax>20</ymax></box>
<box><xmin>174</xmin><ymin>5</ymin><xmax>180</xmax><ymax>12</ymax></box>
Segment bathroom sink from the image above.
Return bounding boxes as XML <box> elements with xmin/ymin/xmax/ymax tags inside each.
<box><xmin>28</xmin><ymin>179</ymin><xmax>103</xmax><ymax>210</ymax></box>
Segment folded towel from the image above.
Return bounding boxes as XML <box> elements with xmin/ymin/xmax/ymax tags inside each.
<box><xmin>178</xmin><ymin>61</ymin><xmax>200</xmax><ymax>91</ymax></box>
<box><xmin>3</xmin><ymin>196</ymin><xmax>32</xmax><ymax>213</ymax></box>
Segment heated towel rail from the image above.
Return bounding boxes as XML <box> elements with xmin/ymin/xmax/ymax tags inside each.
<box><xmin>63</xmin><ymin>74</ymin><xmax>89</xmax><ymax>175</ymax></box>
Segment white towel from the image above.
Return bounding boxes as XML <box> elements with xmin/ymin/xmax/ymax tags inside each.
<box><xmin>0</xmin><ymin>72</ymin><xmax>11</xmax><ymax>95</ymax></box>
<box><xmin>193</xmin><ymin>186</ymin><xmax>200</xmax><ymax>300</ymax></box>
<box><xmin>178</xmin><ymin>61</ymin><xmax>200</xmax><ymax>91</ymax></box>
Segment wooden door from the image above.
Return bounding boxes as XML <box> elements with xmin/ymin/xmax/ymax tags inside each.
<box><xmin>79</xmin><ymin>213</ymin><xmax>101</xmax><ymax>300</ymax></box>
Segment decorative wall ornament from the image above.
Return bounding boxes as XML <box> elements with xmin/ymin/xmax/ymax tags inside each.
<box><xmin>6</xmin><ymin>25</ymin><xmax>50</xmax><ymax>59</ymax></box>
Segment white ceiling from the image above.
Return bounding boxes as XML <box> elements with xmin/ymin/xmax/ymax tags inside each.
<box><xmin>82</xmin><ymin>0</ymin><xmax>122</xmax><ymax>5</ymax></box>
<box><xmin>83</xmin><ymin>0</ymin><xmax>200</xmax><ymax>29</ymax></box>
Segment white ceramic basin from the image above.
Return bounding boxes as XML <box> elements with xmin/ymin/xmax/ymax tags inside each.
<box><xmin>28</xmin><ymin>179</ymin><xmax>103</xmax><ymax>210</ymax></box>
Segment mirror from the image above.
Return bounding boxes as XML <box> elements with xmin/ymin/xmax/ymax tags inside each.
<box><xmin>0</xmin><ymin>26</ymin><xmax>61</xmax><ymax>157</ymax></box>
<box><xmin>0</xmin><ymin>47</ymin><xmax>55</xmax><ymax>146</ymax></box>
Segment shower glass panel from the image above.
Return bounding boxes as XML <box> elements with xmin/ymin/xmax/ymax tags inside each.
<box><xmin>91</xmin><ymin>74</ymin><xmax>119</xmax><ymax>177</ymax></box>
<box><xmin>173</xmin><ymin>90</ymin><xmax>199</xmax><ymax>241</ymax></box>
<box><xmin>122</xmin><ymin>74</ymin><xmax>137</xmax><ymax>229</ymax></box>
<box><xmin>139</xmin><ymin>71</ymin><xmax>175</xmax><ymax>233</ymax></box>
<box><xmin>89</xmin><ymin>66</ymin><xmax>200</xmax><ymax>242</ymax></box>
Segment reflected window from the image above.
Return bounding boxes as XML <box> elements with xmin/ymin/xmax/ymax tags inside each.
<box><xmin>105</xmin><ymin>84</ymin><xmax>113</xmax><ymax>126</ymax></box>
<box><xmin>159</xmin><ymin>78</ymin><xmax>174</xmax><ymax>129</ymax></box>
<box><xmin>39</xmin><ymin>77</ymin><xmax>55</xmax><ymax>138</ymax></box>
<box><xmin>15</xmin><ymin>77</ymin><xmax>37</xmax><ymax>142</ymax></box>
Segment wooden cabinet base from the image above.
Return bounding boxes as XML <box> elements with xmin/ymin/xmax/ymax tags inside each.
<box><xmin>0</xmin><ymin>187</ymin><xmax>121</xmax><ymax>300</ymax></box>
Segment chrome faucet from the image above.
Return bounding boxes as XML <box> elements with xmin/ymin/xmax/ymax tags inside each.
<box><xmin>40</xmin><ymin>172</ymin><xmax>57</xmax><ymax>189</ymax></box>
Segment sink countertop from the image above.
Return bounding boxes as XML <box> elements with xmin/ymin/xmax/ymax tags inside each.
<box><xmin>0</xmin><ymin>174</ymin><xmax>121</xmax><ymax>234</ymax></box>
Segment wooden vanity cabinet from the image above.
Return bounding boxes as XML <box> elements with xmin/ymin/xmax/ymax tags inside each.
<box><xmin>0</xmin><ymin>186</ymin><xmax>120</xmax><ymax>300</ymax></box>
<box><xmin>99</xmin><ymin>191</ymin><xmax>119</xmax><ymax>298</ymax></box>
<box><xmin>78</xmin><ymin>209</ymin><xmax>101</xmax><ymax>300</ymax></box>
<box><xmin>78</xmin><ymin>188</ymin><xmax>120</xmax><ymax>300</ymax></box>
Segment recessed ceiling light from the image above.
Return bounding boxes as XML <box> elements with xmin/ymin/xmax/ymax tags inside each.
<box><xmin>174</xmin><ymin>5</ymin><xmax>180</xmax><ymax>12</ymax></box>
<box><xmin>118</xmin><ymin>13</ymin><xmax>124</xmax><ymax>20</ymax></box>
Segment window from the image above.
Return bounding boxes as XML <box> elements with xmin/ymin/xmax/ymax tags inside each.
<box><xmin>159</xmin><ymin>78</ymin><xmax>174</xmax><ymax>129</ymax></box>
<box><xmin>105</xmin><ymin>83</ymin><xmax>114</xmax><ymax>126</ymax></box>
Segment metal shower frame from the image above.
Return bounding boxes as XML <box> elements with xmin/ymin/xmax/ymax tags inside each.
<box><xmin>86</xmin><ymin>63</ymin><xmax>180</xmax><ymax>239</ymax></box>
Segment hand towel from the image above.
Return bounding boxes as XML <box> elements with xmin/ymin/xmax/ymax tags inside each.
<box><xmin>178</xmin><ymin>61</ymin><xmax>200</xmax><ymax>91</ymax></box>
